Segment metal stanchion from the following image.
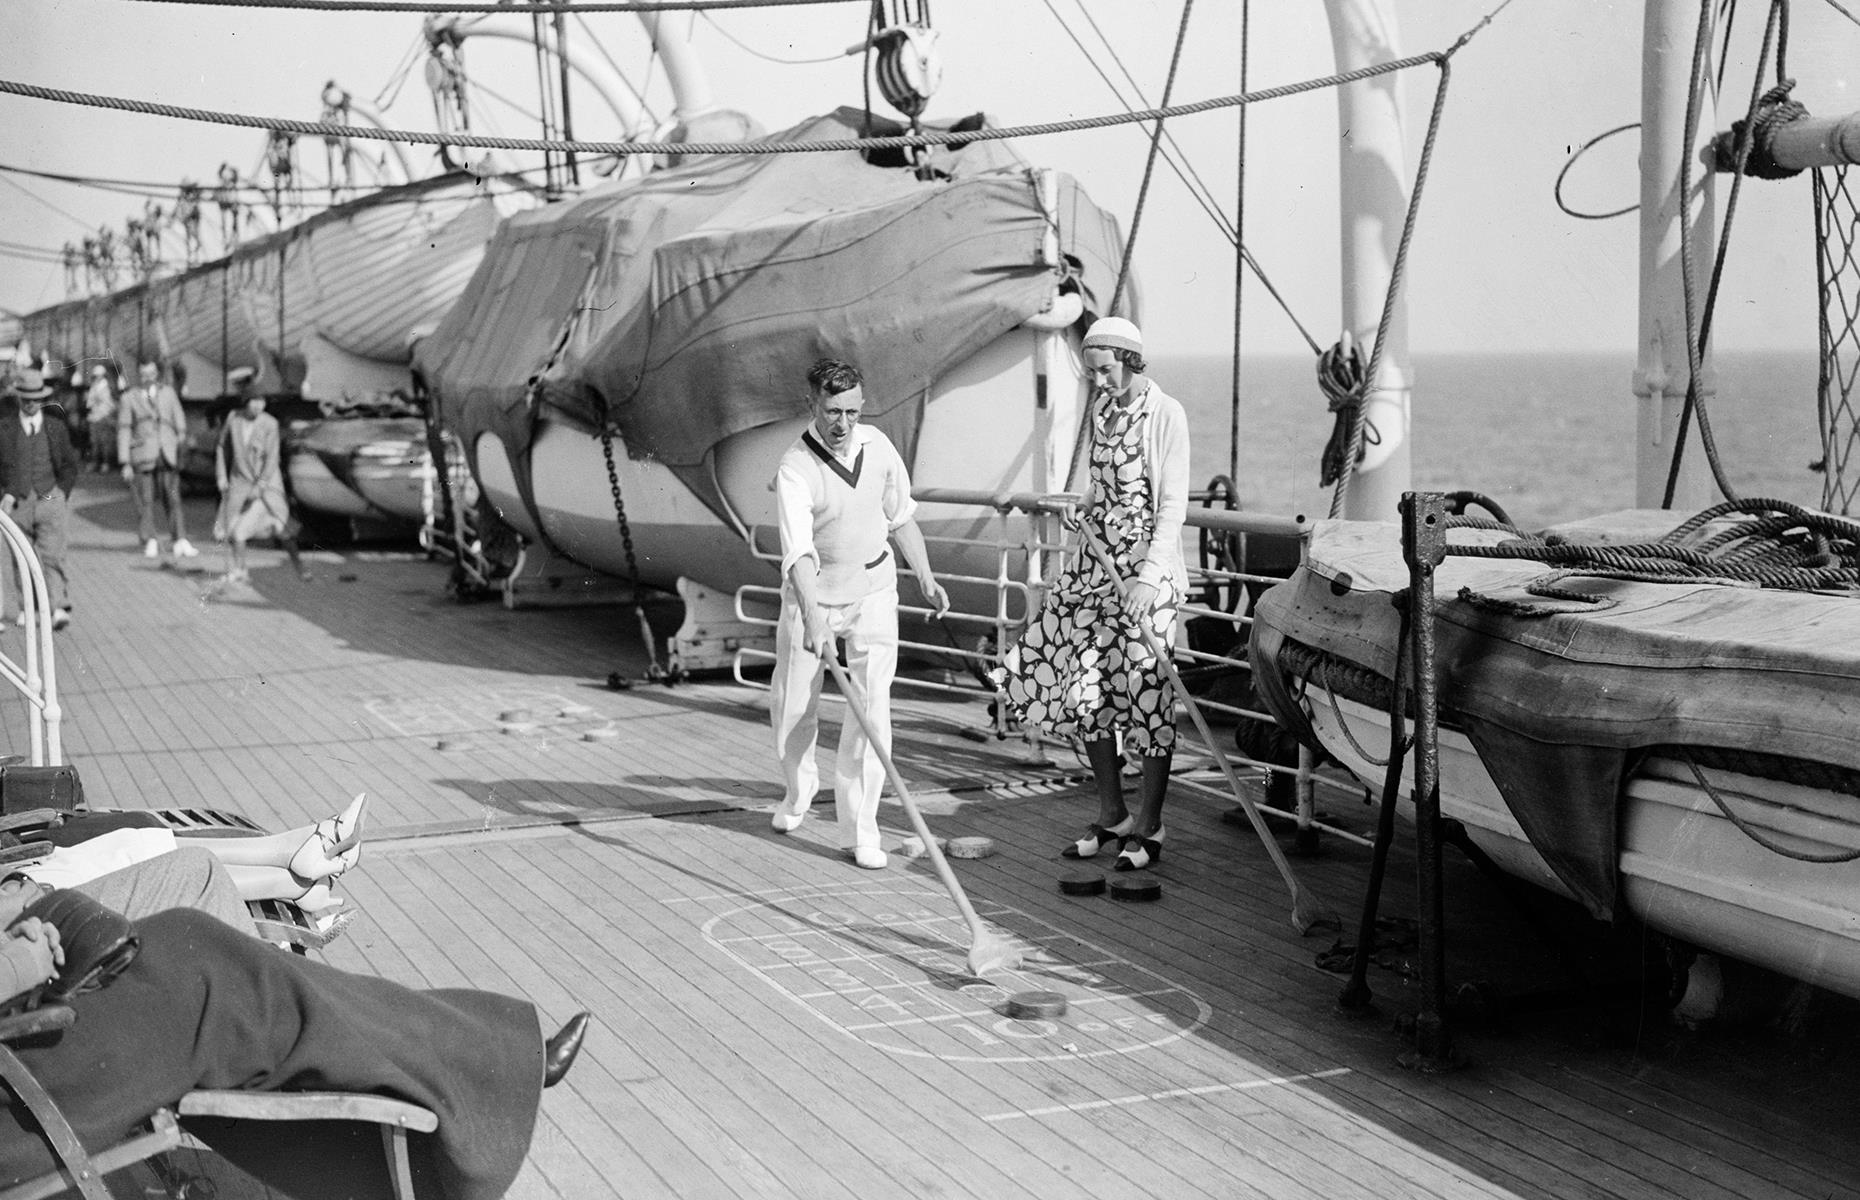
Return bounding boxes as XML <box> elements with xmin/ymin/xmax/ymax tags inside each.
<box><xmin>1398</xmin><ymin>491</ymin><xmax>1457</xmax><ymax>1073</ymax></box>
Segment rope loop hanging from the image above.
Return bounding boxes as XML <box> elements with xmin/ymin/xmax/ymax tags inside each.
<box><xmin>1316</xmin><ymin>335</ymin><xmax>1371</xmax><ymax>489</ymax></box>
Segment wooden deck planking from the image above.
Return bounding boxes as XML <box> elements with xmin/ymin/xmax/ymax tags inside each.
<box><xmin>656</xmin><ymin>820</ymin><xmax>1297</xmax><ymax>1200</ymax></box>
<box><xmin>591</xmin><ymin>827</ymin><xmax>1219</xmax><ymax>1200</ymax></box>
<box><xmin>927</xmin><ymin>794</ymin><xmax>1707</xmax><ymax>1200</ymax></box>
<box><xmin>1468</xmin><ymin>1063</ymin><xmax>1828</xmax><ymax>1200</ymax></box>
<box><xmin>496</xmin><ymin>818</ymin><xmax>1463</xmax><ymax>1200</ymax></box>
<box><xmin>641</xmin><ymin>832</ymin><xmax>1256</xmax><ymax>1200</ymax></box>
<box><xmin>478</xmin><ymin>840</ymin><xmax>900</xmax><ymax>1200</ymax></box>
<box><xmin>494</xmin><ymin>831</ymin><xmax>1108</xmax><ymax>1200</ymax></box>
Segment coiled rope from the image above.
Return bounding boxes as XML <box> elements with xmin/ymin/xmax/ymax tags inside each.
<box><xmin>0</xmin><ymin>51</ymin><xmax>1445</xmax><ymax>159</ymax></box>
<box><xmin>1449</xmin><ymin>498</ymin><xmax>1860</xmax><ymax>618</ymax></box>
<box><xmin>1317</xmin><ymin>335</ymin><xmax>1373</xmax><ymax>489</ymax></box>
<box><xmin>1722</xmin><ymin>80</ymin><xmax>1811</xmax><ymax>180</ymax></box>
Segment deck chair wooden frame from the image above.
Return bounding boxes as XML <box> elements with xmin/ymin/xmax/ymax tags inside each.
<box><xmin>176</xmin><ymin>1090</ymin><xmax>439</xmax><ymax>1199</ymax></box>
<box><xmin>0</xmin><ymin>1003</ymin><xmax>439</xmax><ymax>1200</ymax></box>
<box><xmin>0</xmin><ymin>1005</ymin><xmax>179</xmax><ymax>1200</ymax></box>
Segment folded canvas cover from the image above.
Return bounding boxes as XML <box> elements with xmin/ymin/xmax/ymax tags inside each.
<box><xmin>415</xmin><ymin>108</ymin><xmax>1126</xmax><ymax>528</ymax></box>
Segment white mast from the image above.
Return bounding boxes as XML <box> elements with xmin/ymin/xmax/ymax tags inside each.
<box><xmin>1635</xmin><ymin>0</ymin><xmax>1716</xmax><ymax>510</ymax></box>
<box><xmin>1324</xmin><ymin>0</ymin><xmax>1413</xmax><ymax>522</ymax></box>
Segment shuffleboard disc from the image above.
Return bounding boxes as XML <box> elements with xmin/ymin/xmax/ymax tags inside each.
<box><xmin>1006</xmin><ymin>990</ymin><xmax>1069</xmax><ymax>1019</ymax></box>
<box><xmin>1109</xmin><ymin>877</ymin><xmax>1162</xmax><ymax>903</ymax></box>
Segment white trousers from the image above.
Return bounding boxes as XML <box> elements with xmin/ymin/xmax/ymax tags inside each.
<box><xmin>770</xmin><ymin>584</ymin><xmax>898</xmax><ymax>851</ymax></box>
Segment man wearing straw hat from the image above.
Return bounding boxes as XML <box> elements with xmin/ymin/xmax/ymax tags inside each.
<box><xmin>769</xmin><ymin>358</ymin><xmax>950</xmax><ymax>870</ymax></box>
<box><xmin>0</xmin><ymin>366</ymin><xmax>81</xmax><ymax>631</ymax></box>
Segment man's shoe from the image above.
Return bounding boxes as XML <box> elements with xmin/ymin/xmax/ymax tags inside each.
<box><xmin>50</xmin><ymin>609</ymin><xmax>69</xmax><ymax>632</ymax></box>
<box><xmin>142</xmin><ymin>539</ymin><xmax>159</xmax><ymax>558</ymax></box>
<box><xmin>770</xmin><ymin>797</ymin><xmax>811</xmax><ymax>834</ymax></box>
<box><xmin>852</xmin><ymin>847</ymin><xmax>889</xmax><ymax>870</ymax></box>
<box><xmin>543</xmin><ymin>1012</ymin><xmax>591</xmax><ymax>1088</ymax></box>
<box><xmin>172</xmin><ymin>538</ymin><xmax>199</xmax><ymax>558</ymax></box>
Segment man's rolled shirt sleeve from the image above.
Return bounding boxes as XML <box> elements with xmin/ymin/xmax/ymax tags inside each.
<box><xmin>775</xmin><ymin>459</ymin><xmax>819</xmax><ymax>581</ymax></box>
<box><xmin>881</xmin><ymin>440</ymin><xmax>918</xmax><ymax>532</ymax></box>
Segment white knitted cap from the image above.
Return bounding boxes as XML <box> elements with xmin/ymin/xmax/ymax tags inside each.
<box><xmin>1081</xmin><ymin>316</ymin><xmax>1142</xmax><ymax>355</ymax></box>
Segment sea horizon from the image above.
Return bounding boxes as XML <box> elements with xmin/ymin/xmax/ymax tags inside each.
<box><xmin>1146</xmin><ymin>347</ymin><xmax>1829</xmax><ymax>531</ymax></box>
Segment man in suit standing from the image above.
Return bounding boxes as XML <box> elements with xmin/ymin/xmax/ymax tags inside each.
<box><xmin>118</xmin><ymin>360</ymin><xmax>196</xmax><ymax>561</ymax></box>
<box><xmin>0</xmin><ymin>367</ymin><xmax>82</xmax><ymax>631</ymax></box>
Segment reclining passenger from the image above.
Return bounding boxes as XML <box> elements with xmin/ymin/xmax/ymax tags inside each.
<box><xmin>11</xmin><ymin>793</ymin><xmax>368</xmax><ymax>911</ymax></box>
<box><xmin>49</xmin><ymin>845</ymin><xmax>264</xmax><ymax>931</ymax></box>
<box><xmin>0</xmin><ymin>881</ymin><xmax>590</xmax><ymax>1200</ymax></box>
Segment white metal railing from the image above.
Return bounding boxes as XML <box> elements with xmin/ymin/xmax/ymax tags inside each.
<box><xmin>0</xmin><ymin>509</ymin><xmax>61</xmax><ymax>765</ymax></box>
<box><xmin>732</xmin><ymin>487</ymin><xmax>1373</xmax><ymax>848</ymax></box>
<box><xmin>732</xmin><ymin>501</ymin><xmax>1045</xmax><ymax>737</ymax></box>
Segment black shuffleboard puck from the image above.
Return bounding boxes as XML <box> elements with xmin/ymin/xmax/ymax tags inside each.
<box><xmin>1006</xmin><ymin>990</ymin><xmax>1069</xmax><ymax>1019</ymax></box>
<box><xmin>1109</xmin><ymin>877</ymin><xmax>1162</xmax><ymax>903</ymax></box>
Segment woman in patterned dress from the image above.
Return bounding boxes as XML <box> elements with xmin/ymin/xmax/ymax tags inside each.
<box><xmin>995</xmin><ymin>317</ymin><xmax>1191</xmax><ymax>870</ymax></box>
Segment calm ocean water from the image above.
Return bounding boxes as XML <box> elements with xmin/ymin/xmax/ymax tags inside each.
<box><xmin>1148</xmin><ymin>351</ymin><xmax>1828</xmax><ymax>531</ymax></box>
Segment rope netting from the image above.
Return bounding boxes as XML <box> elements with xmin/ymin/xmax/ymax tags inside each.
<box><xmin>1815</xmin><ymin>164</ymin><xmax>1860</xmax><ymax>514</ymax></box>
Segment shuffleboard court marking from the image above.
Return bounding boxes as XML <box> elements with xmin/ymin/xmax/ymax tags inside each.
<box><xmin>697</xmin><ymin>886</ymin><xmax>1213</xmax><ymax>1063</ymax></box>
<box><xmin>981</xmin><ymin>1068</ymin><xmax>1356</xmax><ymax>1122</ymax></box>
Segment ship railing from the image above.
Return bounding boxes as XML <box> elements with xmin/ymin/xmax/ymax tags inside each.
<box><xmin>732</xmin><ymin>504</ymin><xmax>1043</xmax><ymax>737</ymax></box>
<box><xmin>731</xmin><ymin>488</ymin><xmax>1370</xmax><ymax>849</ymax></box>
<box><xmin>0</xmin><ymin>510</ymin><xmax>61</xmax><ymax>766</ymax></box>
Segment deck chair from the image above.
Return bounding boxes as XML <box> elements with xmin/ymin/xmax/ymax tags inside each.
<box><xmin>0</xmin><ymin>1011</ymin><xmax>438</xmax><ymax>1200</ymax></box>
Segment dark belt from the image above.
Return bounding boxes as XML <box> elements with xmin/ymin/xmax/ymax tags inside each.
<box><xmin>865</xmin><ymin>549</ymin><xmax>890</xmax><ymax>569</ymax></box>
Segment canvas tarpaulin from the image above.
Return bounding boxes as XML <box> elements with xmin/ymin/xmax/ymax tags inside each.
<box><xmin>1249</xmin><ymin>515</ymin><xmax>1860</xmax><ymax>920</ymax></box>
<box><xmin>415</xmin><ymin>108</ymin><xmax>1125</xmax><ymax>530</ymax></box>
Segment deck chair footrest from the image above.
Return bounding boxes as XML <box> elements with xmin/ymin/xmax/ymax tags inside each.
<box><xmin>177</xmin><ymin>1090</ymin><xmax>438</xmax><ymax>1132</ymax></box>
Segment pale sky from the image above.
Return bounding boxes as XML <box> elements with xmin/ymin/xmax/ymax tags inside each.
<box><xmin>0</xmin><ymin>0</ymin><xmax>1855</xmax><ymax>357</ymax></box>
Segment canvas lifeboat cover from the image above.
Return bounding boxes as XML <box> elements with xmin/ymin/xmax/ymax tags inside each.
<box><xmin>413</xmin><ymin>108</ymin><xmax>1125</xmax><ymax>531</ymax></box>
<box><xmin>1249</xmin><ymin>511</ymin><xmax>1860</xmax><ymax>920</ymax></box>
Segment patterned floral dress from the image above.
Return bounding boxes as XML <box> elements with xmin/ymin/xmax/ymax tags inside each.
<box><xmin>995</xmin><ymin>389</ymin><xmax>1177</xmax><ymax>755</ymax></box>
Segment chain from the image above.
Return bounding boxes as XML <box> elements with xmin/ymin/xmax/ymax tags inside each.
<box><xmin>599</xmin><ymin>425</ymin><xmax>641</xmax><ymax>589</ymax></box>
<box><xmin>600</xmin><ymin>424</ymin><xmax>674</xmax><ymax>685</ymax></box>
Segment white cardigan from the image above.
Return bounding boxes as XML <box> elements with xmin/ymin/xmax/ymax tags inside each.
<box><xmin>1067</xmin><ymin>379</ymin><xmax>1192</xmax><ymax>596</ymax></box>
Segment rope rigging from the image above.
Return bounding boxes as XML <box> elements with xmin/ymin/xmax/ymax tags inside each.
<box><xmin>129</xmin><ymin>0</ymin><xmax>857</xmax><ymax>11</ymax></box>
<box><xmin>1325</xmin><ymin>54</ymin><xmax>1460</xmax><ymax>518</ymax></box>
<box><xmin>1109</xmin><ymin>0</ymin><xmax>1195</xmax><ymax>318</ymax></box>
<box><xmin>0</xmin><ymin>52</ymin><xmax>1448</xmax><ymax>160</ymax></box>
<box><xmin>1034</xmin><ymin>0</ymin><xmax>1318</xmax><ymax>353</ymax></box>
<box><xmin>1665</xmin><ymin>0</ymin><xmax>1792</xmax><ymax>508</ymax></box>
